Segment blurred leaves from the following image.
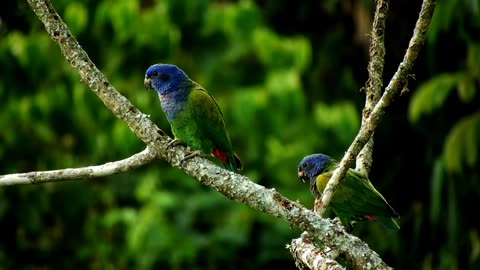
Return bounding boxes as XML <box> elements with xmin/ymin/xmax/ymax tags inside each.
<box><xmin>408</xmin><ymin>73</ymin><xmax>458</xmax><ymax>123</ymax></box>
<box><xmin>410</xmin><ymin>41</ymin><xmax>480</xmax><ymax>174</ymax></box>
<box><xmin>253</xmin><ymin>28</ymin><xmax>311</xmax><ymax>71</ymax></box>
<box><xmin>314</xmin><ymin>101</ymin><xmax>360</xmax><ymax>147</ymax></box>
<box><xmin>64</xmin><ymin>2</ymin><xmax>88</xmax><ymax>34</ymax></box>
<box><xmin>427</xmin><ymin>0</ymin><xmax>480</xmax><ymax>45</ymax></box>
<box><xmin>443</xmin><ymin>112</ymin><xmax>480</xmax><ymax>173</ymax></box>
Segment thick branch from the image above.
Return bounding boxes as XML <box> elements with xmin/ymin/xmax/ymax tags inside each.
<box><xmin>289</xmin><ymin>232</ymin><xmax>343</xmax><ymax>270</ymax></box>
<box><xmin>317</xmin><ymin>0</ymin><xmax>436</xmax><ymax>216</ymax></box>
<box><xmin>0</xmin><ymin>147</ymin><xmax>156</xmax><ymax>186</ymax></box>
<box><xmin>356</xmin><ymin>0</ymin><xmax>389</xmax><ymax>175</ymax></box>
<box><xmin>181</xmin><ymin>165</ymin><xmax>390</xmax><ymax>269</ymax></box>
<box><xmin>26</xmin><ymin>0</ymin><xmax>392</xmax><ymax>268</ymax></box>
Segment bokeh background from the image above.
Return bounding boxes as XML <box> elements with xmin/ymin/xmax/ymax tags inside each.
<box><xmin>1</xmin><ymin>0</ymin><xmax>479</xmax><ymax>269</ymax></box>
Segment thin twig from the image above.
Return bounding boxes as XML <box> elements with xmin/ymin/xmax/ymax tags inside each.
<box><xmin>0</xmin><ymin>147</ymin><xmax>156</xmax><ymax>186</ymax></box>
<box><xmin>356</xmin><ymin>0</ymin><xmax>389</xmax><ymax>175</ymax></box>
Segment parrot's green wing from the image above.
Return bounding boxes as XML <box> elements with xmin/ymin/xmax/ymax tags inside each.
<box><xmin>342</xmin><ymin>169</ymin><xmax>398</xmax><ymax>216</ymax></box>
<box><xmin>316</xmin><ymin>168</ymin><xmax>399</xmax><ymax>230</ymax></box>
<box><xmin>189</xmin><ymin>85</ymin><xmax>239</xmax><ymax>171</ymax></box>
<box><xmin>190</xmin><ymin>86</ymin><xmax>230</xmax><ymax>146</ymax></box>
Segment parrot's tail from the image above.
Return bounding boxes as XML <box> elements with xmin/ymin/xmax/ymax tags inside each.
<box><xmin>225</xmin><ymin>153</ymin><xmax>243</xmax><ymax>172</ymax></box>
<box><xmin>375</xmin><ymin>216</ymin><xmax>400</xmax><ymax>231</ymax></box>
<box><xmin>233</xmin><ymin>153</ymin><xmax>243</xmax><ymax>171</ymax></box>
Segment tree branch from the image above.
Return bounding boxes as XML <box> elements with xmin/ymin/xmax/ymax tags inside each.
<box><xmin>24</xmin><ymin>0</ymin><xmax>393</xmax><ymax>268</ymax></box>
<box><xmin>0</xmin><ymin>147</ymin><xmax>156</xmax><ymax>186</ymax></box>
<box><xmin>289</xmin><ymin>232</ymin><xmax>344</xmax><ymax>270</ymax></box>
<box><xmin>356</xmin><ymin>0</ymin><xmax>389</xmax><ymax>175</ymax></box>
<box><xmin>317</xmin><ymin>0</ymin><xmax>436</xmax><ymax>216</ymax></box>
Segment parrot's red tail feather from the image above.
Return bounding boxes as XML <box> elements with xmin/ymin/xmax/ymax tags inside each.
<box><xmin>212</xmin><ymin>149</ymin><xmax>229</xmax><ymax>164</ymax></box>
<box><xmin>364</xmin><ymin>214</ymin><xmax>378</xmax><ymax>222</ymax></box>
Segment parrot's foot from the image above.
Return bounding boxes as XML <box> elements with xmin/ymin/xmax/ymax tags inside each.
<box><xmin>167</xmin><ymin>139</ymin><xmax>184</xmax><ymax>149</ymax></box>
<box><xmin>181</xmin><ymin>150</ymin><xmax>205</xmax><ymax>164</ymax></box>
<box><xmin>183</xmin><ymin>150</ymin><xmax>204</xmax><ymax>160</ymax></box>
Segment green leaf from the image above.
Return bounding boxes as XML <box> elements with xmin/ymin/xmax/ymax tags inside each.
<box><xmin>467</xmin><ymin>42</ymin><xmax>480</xmax><ymax>78</ymax></box>
<box><xmin>6</xmin><ymin>31</ymin><xmax>28</xmax><ymax>67</ymax></box>
<box><xmin>427</xmin><ymin>0</ymin><xmax>460</xmax><ymax>44</ymax></box>
<box><xmin>457</xmin><ymin>73</ymin><xmax>476</xmax><ymax>103</ymax></box>
<box><xmin>470</xmin><ymin>230</ymin><xmax>480</xmax><ymax>265</ymax></box>
<box><xmin>443</xmin><ymin>112</ymin><xmax>480</xmax><ymax>173</ymax></box>
<box><xmin>408</xmin><ymin>73</ymin><xmax>458</xmax><ymax>123</ymax></box>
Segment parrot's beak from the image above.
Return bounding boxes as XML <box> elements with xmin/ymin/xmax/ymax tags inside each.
<box><xmin>298</xmin><ymin>170</ymin><xmax>307</xmax><ymax>183</ymax></box>
<box><xmin>144</xmin><ymin>77</ymin><xmax>152</xmax><ymax>90</ymax></box>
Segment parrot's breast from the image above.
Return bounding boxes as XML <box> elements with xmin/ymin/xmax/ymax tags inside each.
<box><xmin>159</xmin><ymin>91</ymin><xmax>188</xmax><ymax>120</ymax></box>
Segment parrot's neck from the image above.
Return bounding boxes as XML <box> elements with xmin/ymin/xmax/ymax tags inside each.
<box><xmin>159</xmin><ymin>88</ymin><xmax>189</xmax><ymax>120</ymax></box>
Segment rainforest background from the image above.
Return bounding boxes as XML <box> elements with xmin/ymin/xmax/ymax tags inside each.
<box><xmin>1</xmin><ymin>0</ymin><xmax>479</xmax><ymax>269</ymax></box>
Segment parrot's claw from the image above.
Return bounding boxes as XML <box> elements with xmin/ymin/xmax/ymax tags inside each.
<box><xmin>180</xmin><ymin>150</ymin><xmax>205</xmax><ymax>165</ymax></box>
<box><xmin>167</xmin><ymin>139</ymin><xmax>184</xmax><ymax>149</ymax></box>
<box><xmin>183</xmin><ymin>150</ymin><xmax>204</xmax><ymax>160</ymax></box>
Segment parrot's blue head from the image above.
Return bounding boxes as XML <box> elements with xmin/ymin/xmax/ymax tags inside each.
<box><xmin>298</xmin><ymin>154</ymin><xmax>335</xmax><ymax>183</ymax></box>
<box><xmin>144</xmin><ymin>64</ymin><xmax>191</xmax><ymax>95</ymax></box>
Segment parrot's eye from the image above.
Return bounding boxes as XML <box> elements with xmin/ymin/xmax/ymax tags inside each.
<box><xmin>301</xmin><ymin>162</ymin><xmax>308</xmax><ymax>169</ymax></box>
<box><xmin>151</xmin><ymin>71</ymin><xmax>159</xmax><ymax>77</ymax></box>
<box><xmin>160</xmin><ymin>74</ymin><xmax>170</xmax><ymax>82</ymax></box>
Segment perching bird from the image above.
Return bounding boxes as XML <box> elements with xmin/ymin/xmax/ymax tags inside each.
<box><xmin>144</xmin><ymin>63</ymin><xmax>242</xmax><ymax>172</ymax></box>
<box><xmin>298</xmin><ymin>153</ymin><xmax>400</xmax><ymax>230</ymax></box>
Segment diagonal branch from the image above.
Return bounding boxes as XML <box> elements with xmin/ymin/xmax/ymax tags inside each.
<box><xmin>25</xmin><ymin>0</ymin><xmax>392</xmax><ymax>268</ymax></box>
<box><xmin>317</xmin><ymin>0</ymin><xmax>436</xmax><ymax>216</ymax></box>
<box><xmin>0</xmin><ymin>147</ymin><xmax>156</xmax><ymax>186</ymax></box>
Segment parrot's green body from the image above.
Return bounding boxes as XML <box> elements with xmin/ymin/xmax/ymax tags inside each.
<box><xmin>298</xmin><ymin>154</ymin><xmax>400</xmax><ymax>230</ymax></box>
<box><xmin>145</xmin><ymin>64</ymin><xmax>242</xmax><ymax>172</ymax></box>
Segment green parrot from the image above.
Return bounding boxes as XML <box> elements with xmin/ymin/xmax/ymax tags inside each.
<box><xmin>298</xmin><ymin>153</ymin><xmax>400</xmax><ymax>230</ymax></box>
<box><xmin>144</xmin><ymin>63</ymin><xmax>242</xmax><ymax>172</ymax></box>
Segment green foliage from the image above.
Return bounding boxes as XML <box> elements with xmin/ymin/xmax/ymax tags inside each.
<box><xmin>314</xmin><ymin>101</ymin><xmax>360</xmax><ymax>147</ymax></box>
<box><xmin>253</xmin><ymin>28</ymin><xmax>311</xmax><ymax>71</ymax></box>
<box><xmin>427</xmin><ymin>0</ymin><xmax>480</xmax><ymax>45</ymax></box>
<box><xmin>410</xmin><ymin>41</ymin><xmax>480</xmax><ymax>174</ymax></box>
<box><xmin>467</xmin><ymin>43</ymin><xmax>480</xmax><ymax>78</ymax></box>
<box><xmin>408</xmin><ymin>73</ymin><xmax>458</xmax><ymax>123</ymax></box>
<box><xmin>443</xmin><ymin>112</ymin><xmax>480</xmax><ymax>173</ymax></box>
<box><xmin>407</xmin><ymin>5</ymin><xmax>480</xmax><ymax>269</ymax></box>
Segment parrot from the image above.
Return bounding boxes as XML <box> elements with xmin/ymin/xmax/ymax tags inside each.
<box><xmin>297</xmin><ymin>153</ymin><xmax>400</xmax><ymax>230</ymax></box>
<box><xmin>144</xmin><ymin>63</ymin><xmax>242</xmax><ymax>172</ymax></box>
